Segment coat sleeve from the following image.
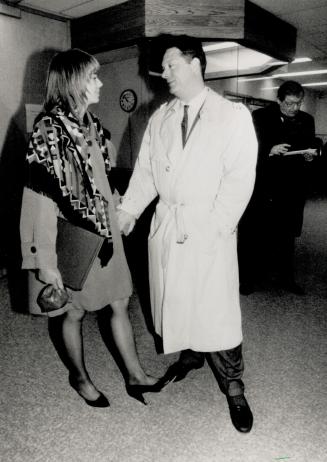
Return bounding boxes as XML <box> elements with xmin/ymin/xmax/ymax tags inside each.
<box><xmin>306</xmin><ymin>113</ymin><xmax>316</xmax><ymax>146</ymax></box>
<box><xmin>119</xmin><ymin>118</ymin><xmax>158</xmax><ymax>218</ymax></box>
<box><xmin>20</xmin><ymin>114</ymin><xmax>62</xmax><ymax>270</ymax></box>
<box><xmin>212</xmin><ymin>104</ymin><xmax>258</xmax><ymax>236</ymax></box>
<box><xmin>20</xmin><ymin>187</ymin><xmax>59</xmax><ymax>270</ymax></box>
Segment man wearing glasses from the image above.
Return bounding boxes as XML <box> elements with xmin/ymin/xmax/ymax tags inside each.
<box><xmin>238</xmin><ymin>80</ymin><xmax>317</xmax><ymax>296</ymax></box>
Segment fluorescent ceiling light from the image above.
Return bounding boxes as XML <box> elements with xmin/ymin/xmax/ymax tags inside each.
<box><xmin>239</xmin><ymin>69</ymin><xmax>327</xmax><ymax>83</ymax></box>
<box><xmin>302</xmin><ymin>81</ymin><xmax>327</xmax><ymax>87</ymax></box>
<box><xmin>268</xmin><ymin>61</ymin><xmax>288</xmax><ymax>67</ymax></box>
<box><xmin>239</xmin><ymin>76</ymin><xmax>275</xmax><ymax>82</ymax></box>
<box><xmin>271</xmin><ymin>57</ymin><xmax>312</xmax><ymax>66</ymax></box>
<box><xmin>203</xmin><ymin>42</ymin><xmax>239</xmax><ymax>52</ymax></box>
<box><xmin>275</xmin><ymin>69</ymin><xmax>327</xmax><ymax>77</ymax></box>
<box><xmin>263</xmin><ymin>81</ymin><xmax>327</xmax><ymax>90</ymax></box>
<box><xmin>293</xmin><ymin>57</ymin><xmax>312</xmax><ymax>63</ymax></box>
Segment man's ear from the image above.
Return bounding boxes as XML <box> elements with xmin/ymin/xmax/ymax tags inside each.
<box><xmin>191</xmin><ymin>57</ymin><xmax>202</xmax><ymax>75</ymax></box>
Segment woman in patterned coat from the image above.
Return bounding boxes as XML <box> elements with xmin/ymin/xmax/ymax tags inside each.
<box><xmin>20</xmin><ymin>49</ymin><xmax>163</xmax><ymax>407</ymax></box>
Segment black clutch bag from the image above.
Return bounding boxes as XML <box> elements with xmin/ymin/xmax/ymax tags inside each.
<box><xmin>56</xmin><ymin>217</ymin><xmax>107</xmax><ymax>291</ymax></box>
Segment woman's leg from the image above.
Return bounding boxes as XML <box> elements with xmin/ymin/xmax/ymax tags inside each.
<box><xmin>48</xmin><ymin>308</ymin><xmax>102</xmax><ymax>401</ymax></box>
<box><xmin>109</xmin><ymin>297</ymin><xmax>157</xmax><ymax>386</ymax></box>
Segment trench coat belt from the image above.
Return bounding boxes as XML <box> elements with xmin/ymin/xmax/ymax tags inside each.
<box><xmin>160</xmin><ymin>199</ymin><xmax>188</xmax><ymax>244</ymax></box>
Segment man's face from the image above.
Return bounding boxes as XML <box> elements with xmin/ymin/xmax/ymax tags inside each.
<box><xmin>278</xmin><ymin>94</ymin><xmax>303</xmax><ymax>118</ymax></box>
<box><xmin>161</xmin><ymin>47</ymin><xmax>194</xmax><ymax>98</ymax></box>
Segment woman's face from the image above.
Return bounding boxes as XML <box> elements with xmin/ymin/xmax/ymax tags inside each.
<box><xmin>85</xmin><ymin>70</ymin><xmax>103</xmax><ymax>106</ymax></box>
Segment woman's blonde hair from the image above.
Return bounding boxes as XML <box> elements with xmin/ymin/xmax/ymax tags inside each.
<box><xmin>44</xmin><ymin>48</ymin><xmax>99</xmax><ymax>115</ymax></box>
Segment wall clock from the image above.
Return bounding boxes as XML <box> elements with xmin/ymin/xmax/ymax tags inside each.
<box><xmin>119</xmin><ymin>89</ymin><xmax>137</xmax><ymax>112</ymax></box>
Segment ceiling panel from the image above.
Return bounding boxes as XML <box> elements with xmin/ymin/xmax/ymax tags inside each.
<box><xmin>283</xmin><ymin>6</ymin><xmax>327</xmax><ymax>30</ymax></box>
<box><xmin>20</xmin><ymin>0</ymin><xmax>126</xmax><ymax>17</ymax></box>
<box><xmin>308</xmin><ymin>31</ymin><xmax>327</xmax><ymax>47</ymax></box>
<box><xmin>62</xmin><ymin>0</ymin><xmax>127</xmax><ymax>17</ymax></box>
<box><xmin>21</xmin><ymin>0</ymin><xmax>78</xmax><ymax>15</ymax></box>
<box><xmin>252</xmin><ymin>0</ymin><xmax>327</xmax><ymax>16</ymax></box>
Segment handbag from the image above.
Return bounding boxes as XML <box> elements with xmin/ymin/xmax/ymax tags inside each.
<box><xmin>37</xmin><ymin>284</ymin><xmax>70</xmax><ymax>313</ymax></box>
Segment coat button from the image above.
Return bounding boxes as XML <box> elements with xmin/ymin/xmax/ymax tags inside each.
<box><xmin>165</xmin><ymin>165</ymin><xmax>170</xmax><ymax>172</ymax></box>
<box><xmin>30</xmin><ymin>246</ymin><xmax>37</xmax><ymax>254</ymax></box>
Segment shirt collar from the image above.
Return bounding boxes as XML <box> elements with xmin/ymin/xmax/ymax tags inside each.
<box><xmin>180</xmin><ymin>87</ymin><xmax>207</xmax><ymax>112</ymax></box>
<box><xmin>164</xmin><ymin>87</ymin><xmax>208</xmax><ymax>119</ymax></box>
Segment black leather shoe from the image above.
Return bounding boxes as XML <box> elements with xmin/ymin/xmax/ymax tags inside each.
<box><xmin>126</xmin><ymin>376</ymin><xmax>171</xmax><ymax>405</ymax></box>
<box><xmin>162</xmin><ymin>361</ymin><xmax>203</xmax><ymax>384</ymax></box>
<box><xmin>69</xmin><ymin>375</ymin><xmax>110</xmax><ymax>408</ymax></box>
<box><xmin>227</xmin><ymin>394</ymin><xmax>253</xmax><ymax>433</ymax></box>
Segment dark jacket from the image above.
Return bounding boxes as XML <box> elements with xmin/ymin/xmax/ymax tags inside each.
<box><xmin>250</xmin><ymin>103</ymin><xmax>315</xmax><ymax>236</ymax></box>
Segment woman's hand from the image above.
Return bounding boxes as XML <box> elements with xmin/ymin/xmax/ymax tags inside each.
<box><xmin>117</xmin><ymin>209</ymin><xmax>136</xmax><ymax>236</ymax></box>
<box><xmin>38</xmin><ymin>268</ymin><xmax>64</xmax><ymax>290</ymax></box>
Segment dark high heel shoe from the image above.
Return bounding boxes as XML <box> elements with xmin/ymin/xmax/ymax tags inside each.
<box><xmin>126</xmin><ymin>376</ymin><xmax>170</xmax><ymax>405</ymax></box>
<box><xmin>126</xmin><ymin>385</ymin><xmax>149</xmax><ymax>405</ymax></box>
<box><xmin>69</xmin><ymin>376</ymin><xmax>110</xmax><ymax>408</ymax></box>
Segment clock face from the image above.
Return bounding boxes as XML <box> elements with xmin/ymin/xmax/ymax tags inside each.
<box><xmin>119</xmin><ymin>89</ymin><xmax>137</xmax><ymax>112</ymax></box>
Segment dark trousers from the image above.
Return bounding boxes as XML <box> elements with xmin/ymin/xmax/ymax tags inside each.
<box><xmin>178</xmin><ymin>344</ymin><xmax>244</xmax><ymax>397</ymax></box>
<box><xmin>238</xmin><ymin>204</ymin><xmax>266</xmax><ymax>286</ymax></box>
<box><xmin>238</xmin><ymin>202</ymin><xmax>298</xmax><ymax>286</ymax></box>
<box><xmin>272</xmin><ymin>232</ymin><xmax>296</xmax><ymax>282</ymax></box>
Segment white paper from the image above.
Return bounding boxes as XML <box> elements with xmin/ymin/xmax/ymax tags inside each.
<box><xmin>283</xmin><ymin>149</ymin><xmax>318</xmax><ymax>156</ymax></box>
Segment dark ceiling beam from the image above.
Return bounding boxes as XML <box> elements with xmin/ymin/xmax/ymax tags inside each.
<box><xmin>242</xmin><ymin>1</ymin><xmax>297</xmax><ymax>62</ymax></box>
<box><xmin>71</xmin><ymin>0</ymin><xmax>146</xmax><ymax>54</ymax></box>
<box><xmin>71</xmin><ymin>0</ymin><xmax>296</xmax><ymax>62</ymax></box>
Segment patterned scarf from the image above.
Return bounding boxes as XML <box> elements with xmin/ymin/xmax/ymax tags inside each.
<box><xmin>26</xmin><ymin>106</ymin><xmax>112</xmax><ymax>239</ymax></box>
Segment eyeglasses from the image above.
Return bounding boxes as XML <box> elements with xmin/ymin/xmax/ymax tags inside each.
<box><xmin>283</xmin><ymin>99</ymin><xmax>303</xmax><ymax>108</ymax></box>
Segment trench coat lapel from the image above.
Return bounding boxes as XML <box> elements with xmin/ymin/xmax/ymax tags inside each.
<box><xmin>159</xmin><ymin>99</ymin><xmax>182</xmax><ymax>164</ymax></box>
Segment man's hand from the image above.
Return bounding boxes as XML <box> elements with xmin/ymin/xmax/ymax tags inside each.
<box><xmin>117</xmin><ymin>209</ymin><xmax>136</xmax><ymax>236</ymax></box>
<box><xmin>38</xmin><ymin>268</ymin><xmax>64</xmax><ymax>290</ymax></box>
<box><xmin>269</xmin><ymin>143</ymin><xmax>291</xmax><ymax>156</ymax></box>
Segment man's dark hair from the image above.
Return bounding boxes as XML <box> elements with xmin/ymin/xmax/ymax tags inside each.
<box><xmin>277</xmin><ymin>80</ymin><xmax>304</xmax><ymax>101</ymax></box>
<box><xmin>149</xmin><ymin>34</ymin><xmax>207</xmax><ymax>78</ymax></box>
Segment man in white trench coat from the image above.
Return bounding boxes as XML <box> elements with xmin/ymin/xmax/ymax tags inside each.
<box><xmin>118</xmin><ymin>35</ymin><xmax>258</xmax><ymax>433</ymax></box>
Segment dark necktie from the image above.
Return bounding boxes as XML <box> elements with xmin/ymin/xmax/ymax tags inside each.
<box><xmin>181</xmin><ymin>105</ymin><xmax>189</xmax><ymax>148</ymax></box>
